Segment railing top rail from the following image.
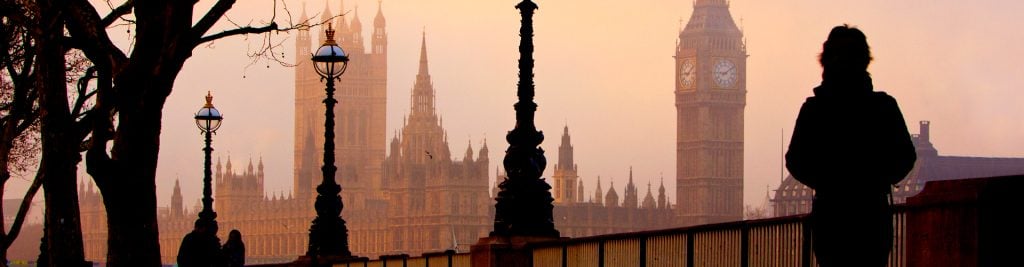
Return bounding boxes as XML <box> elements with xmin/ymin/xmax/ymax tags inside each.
<box><xmin>530</xmin><ymin>203</ymin><xmax>911</xmax><ymax>249</ymax></box>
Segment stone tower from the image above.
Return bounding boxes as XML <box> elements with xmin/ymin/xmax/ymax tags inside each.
<box><xmin>170</xmin><ymin>179</ymin><xmax>183</xmax><ymax>217</ymax></box>
<box><xmin>675</xmin><ymin>0</ymin><xmax>747</xmax><ymax>226</ymax></box>
<box><xmin>623</xmin><ymin>167</ymin><xmax>638</xmax><ymax>209</ymax></box>
<box><xmin>552</xmin><ymin>125</ymin><xmax>579</xmax><ymax>204</ymax></box>
<box><xmin>294</xmin><ymin>0</ymin><xmax>388</xmax><ymax>210</ymax></box>
<box><xmin>382</xmin><ymin>34</ymin><xmax>491</xmax><ymax>254</ymax></box>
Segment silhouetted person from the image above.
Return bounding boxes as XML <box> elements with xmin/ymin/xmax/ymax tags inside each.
<box><xmin>786</xmin><ymin>25</ymin><xmax>916</xmax><ymax>267</ymax></box>
<box><xmin>222</xmin><ymin>229</ymin><xmax>246</xmax><ymax>267</ymax></box>
<box><xmin>177</xmin><ymin>221</ymin><xmax>225</xmax><ymax>267</ymax></box>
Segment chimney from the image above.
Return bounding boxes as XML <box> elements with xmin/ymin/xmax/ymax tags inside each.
<box><xmin>920</xmin><ymin>121</ymin><xmax>930</xmax><ymax>142</ymax></box>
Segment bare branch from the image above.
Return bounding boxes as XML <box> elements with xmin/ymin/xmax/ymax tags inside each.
<box><xmin>243</xmin><ymin>28</ymin><xmax>293</xmax><ymax>70</ymax></box>
<box><xmin>64</xmin><ymin>0</ymin><xmax>128</xmax><ymax>71</ymax></box>
<box><xmin>71</xmin><ymin>67</ymin><xmax>97</xmax><ymax>119</ymax></box>
<box><xmin>84</xmin><ymin>65</ymin><xmax>114</xmax><ymax>191</ymax></box>
<box><xmin>100</xmin><ymin>0</ymin><xmax>134</xmax><ymax>28</ymax></box>
<box><xmin>197</xmin><ymin>22</ymin><xmax>278</xmax><ymax>45</ymax></box>
<box><xmin>191</xmin><ymin>0</ymin><xmax>238</xmax><ymax>42</ymax></box>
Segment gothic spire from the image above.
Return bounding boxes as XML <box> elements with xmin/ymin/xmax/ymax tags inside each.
<box><xmin>322</xmin><ymin>0</ymin><xmax>333</xmax><ymax>21</ymax></box>
<box><xmin>643</xmin><ymin>182</ymin><xmax>656</xmax><ymax>209</ymax></box>
<box><xmin>658</xmin><ymin>174</ymin><xmax>667</xmax><ymax>209</ymax></box>
<box><xmin>350</xmin><ymin>4</ymin><xmax>362</xmax><ymax>31</ymax></box>
<box><xmin>300</xmin><ymin>1</ymin><xmax>309</xmax><ymax>23</ymax></box>
<box><xmin>606</xmin><ymin>179</ymin><xmax>619</xmax><ymax>207</ymax></box>
<box><xmin>561</xmin><ymin>124</ymin><xmax>571</xmax><ymax>145</ymax></box>
<box><xmin>557</xmin><ymin>124</ymin><xmax>574</xmax><ymax>170</ymax></box>
<box><xmin>418</xmin><ymin>31</ymin><xmax>430</xmax><ymax>77</ymax></box>
<box><xmin>577</xmin><ymin>179</ymin><xmax>585</xmax><ymax>203</ymax></box>
<box><xmin>410</xmin><ymin>31</ymin><xmax>436</xmax><ymax>118</ymax></box>
<box><xmin>624</xmin><ymin>167</ymin><xmax>638</xmax><ymax>208</ymax></box>
<box><xmin>374</xmin><ymin>0</ymin><xmax>386</xmax><ymax>27</ymax></box>
<box><xmin>319</xmin><ymin>0</ymin><xmax>334</xmax><ymax>43</ymax></box>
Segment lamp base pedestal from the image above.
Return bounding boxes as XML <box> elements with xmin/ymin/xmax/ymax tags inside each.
<box><xmin>470</xmin><ymin>235</ymin><xmax>565</xmax><ymax>267</ymax></box>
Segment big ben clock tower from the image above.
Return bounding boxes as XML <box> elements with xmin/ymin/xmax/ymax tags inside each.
<box><xmin>675</xmin><ymin>0</ymin><xmax>746</xmax><ymax>226</ymax></box>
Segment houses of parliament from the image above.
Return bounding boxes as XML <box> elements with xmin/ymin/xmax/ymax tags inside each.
<box><xmin>79</xmin><ymin>0</ymin><xmax>747</xmax><ymax>264</ymax></box>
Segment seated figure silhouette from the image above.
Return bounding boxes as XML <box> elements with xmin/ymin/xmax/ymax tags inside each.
<box><xmin>785</xmin><ymin>25</ymin><xmax>917</xmax><ymax>267</ymax></box>
<box><xmin>222</xmin><ymin>229</ymin><xmax>246</xmax><ymax>267</ymax></box>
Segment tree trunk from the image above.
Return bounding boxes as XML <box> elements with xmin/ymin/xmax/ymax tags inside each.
<box><xmin>93</xmin><ymin>75</ymin><xmax>174</xmax><ymax>267</ymax></box>
<box><xmin>103</xmin><ymin>184</ymin><xmax>160</xmax><ymax>267</ymax></box>
<box><xmin>35</xmin><ymin>1</ymin><xmax>86</xmax><ymax>266</ymax></box>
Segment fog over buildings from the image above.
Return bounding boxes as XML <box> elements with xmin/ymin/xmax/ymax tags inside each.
<box><xmin>4</xmin><ymin>0</ymin><xmax>1018</xmax><ymax>250</ymax></box>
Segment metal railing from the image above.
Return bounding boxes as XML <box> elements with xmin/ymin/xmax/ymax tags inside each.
<box><xmin>331</xmin><ymin>250</ymin><xmax>471</xmax><ymax>267</ymax></box>
<box><xmin>531</xmin><ymin>206</ymin><xmax>908</xmax><ymax>267</ymax></box>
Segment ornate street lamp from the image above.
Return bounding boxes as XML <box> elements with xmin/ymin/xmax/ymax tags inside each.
<box><xmin>491</xmin><ymin>0</ymin><xmax>560</xmax><ymax>238</ymax></box>
<box><xmin>195</xmin><ymin>91</ymin><xmax>223</xmax><ymax>226</ymax></box>
<box><xmin>177</xmin><ymin>91</ymin><xmax>223</xmax><ymax>265</ymax></box>
<box><xmin>306</xmin><ymin>23</ymin><xmax>353</xmax><ymax>260</ymax></box>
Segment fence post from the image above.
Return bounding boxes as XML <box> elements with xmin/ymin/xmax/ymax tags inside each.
<box><xmin>561</xmin><ymin>244</ymin><xmax>568</xmax><ymax>267</ymax></box>
<box><xmin>686</xmin><ymin>233</ymin><xmax>694</xmax><ymax>267</ymax></box>
<box><xmin>639</xmin><ymin>236</ymin><xmax>647</xmax><ymax>267</ymax></box>
<box><xmin>741</xmin><ymin>224</ymin><xmax>749</xmax><ymax>267</ymax></box>
<box><xmin>447</xmin><ymin>249</ymin><xmax>454</xmax><ymax>267</ymax></box>
<box><xmin>801</xmin><ymin>220</ymin><xmax>812</xmax><ymax>267</ymax></box>
<box><xmin>598</xmin><ymin>240</ymin><xmax>605</xmax><ymax>267</ymax></box>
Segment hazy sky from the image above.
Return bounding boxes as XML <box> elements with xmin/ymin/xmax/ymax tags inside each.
<box><xmin>14</xmin><ymin>0</ymin><xmax>1020</xmax><ymax>214</ymax></box>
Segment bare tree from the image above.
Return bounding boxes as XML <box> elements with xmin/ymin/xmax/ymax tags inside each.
<box><xmin>2</xmin><ymin>0</ymin><xmax>317</xmax><ymax>264</ymax></box>
<box><xmin>744</xmin><ymin>203</ymin><xmax>772</xmax><ymax>220</ymax></box>
<box><xmin>0</xmin><ymin>2</ymin><xmax>45</xmax><ymax>266</ymax></box>
<box><xmin>61</xmin><ymin>0</ymin><xmax>308</xmax><ymax>266</ymax></box>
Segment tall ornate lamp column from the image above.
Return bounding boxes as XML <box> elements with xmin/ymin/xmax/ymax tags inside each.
<box><xmin>194</xmin><ymin>92</ymin><xmax>223</xmax><ymax>230</ymax></box>
<box><xmin>178</xmin><ymin>92</ymin><xmax>223</xmax><ymax>265</ymax></box>
<box><xmin>492</xmin><ymin>0</ymin><xmax>559</xmax><ymax>238</ymax></box>
<box><xmin>473</xmin><ymin>1</ymin><xmax>560</xmax><ymax>266</ymax></box>
<box><xmin>306</xmin><ymin>23</ymin><xmax>355</xmax><ymax>263</ymax></box>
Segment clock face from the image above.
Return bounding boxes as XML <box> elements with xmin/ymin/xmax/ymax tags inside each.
<box><xmin>713</xmin><ymin>59</ymin><xmax>738</xmax><ymax>89</ymax></box>
<box><xmin>679</xmin><ymin>58</ymin><xmax>696</xmax><ymax>89</ymax></box>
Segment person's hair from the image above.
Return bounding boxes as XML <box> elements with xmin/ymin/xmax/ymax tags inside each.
<box><xmin>229</xmin><ymin>229</ymin><xmax>242</xmax><ymax>242</ymax></box>
<box><xmin>819</xmin><ymin>24</ymin><xmax>872</xmax><ymax>72</ymax></box>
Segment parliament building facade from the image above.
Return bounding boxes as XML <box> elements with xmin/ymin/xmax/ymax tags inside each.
<box><xmin>79</xmin><ymin>0</ymin><xmax>751</xmax><ymax>264</ymax></box>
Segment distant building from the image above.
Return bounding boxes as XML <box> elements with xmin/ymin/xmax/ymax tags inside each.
<box><xmin>772</xmin><ymin>121</ymin><xmax>1024</xmax><ymax>216</ymax></box>
<box><xmin>549</xmin><ymin>126</ymin><xmax>676</xmax><ymax>237</ymax></box>
<box><xmin>3</xmin><ymin>198</ymin><xmax>42</xmax><ymax>263</ymax></box>
<box><xmin>82</xmin><ymin>1</ymin><xmax>392</xmax><ymax>264</ymax></box>
<box><xmin>379</xmin><ymin>34</ymin><xmax>492</xmax><ymax>253</ymax></box>
<box><xmin>675</xmin><ymin>0</ymin><xmax>748</xmax><ymax>226</ymax></box>
<box><xmin>76</xmin><ymin>1</ymin><xmax>733</xmax><ymax>264</ymax></box>
<box><xmin>2</xmin><ymin>198</ymin><xmax>41</xmax><ymax>225</ymax></box>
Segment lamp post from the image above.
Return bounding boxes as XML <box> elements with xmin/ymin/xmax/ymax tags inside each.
<box><xmin>178</xmin><ymin>91</ymin><xmax>223</xmax><ymax>265</ymax></box>
<box><xmin>491</xmin><ymin>0</ymin><xmax>559</xmax><ymax>238</ymax></box>
<box><xmin>307</xmin><ymin>23</ymin><xmax>353</xmax><ymax>260</ymax></box>
<box><xmin>194</xmin><ymin>92</ymin><xmax>223</xmax><ymax>229</ymax></box>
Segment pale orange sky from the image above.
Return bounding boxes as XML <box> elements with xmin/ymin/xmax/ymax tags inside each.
<box><xmin>21</xmin><ymin>0</ymin><xmax>1020</xmax><ymax>214</ymax></box>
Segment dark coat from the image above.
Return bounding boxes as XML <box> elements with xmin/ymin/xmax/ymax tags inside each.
<box><xmin>786</xmin><ymin>84</ymin><xmax>917</xmax><ymax>196</ymax></box>
<box><xmin>177</xmin><ymin>230</ymin><xmax>225</xmax><ymax>267</ymax></box>
<box><xmin>785</xmin><ymin>79</ymin><xmax>917</xmax><ymax>267</ymax></box>
<box><xmin>222</xmin><ymin>237</ymin><xmax>245</xmax><ymax>267</ymax></box>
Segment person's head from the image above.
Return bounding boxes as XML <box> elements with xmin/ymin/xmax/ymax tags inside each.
<box><xmin>193</xmin><ymin>220</ymin><xmax>208</xmax><ymax>234</ymax></box>
<box><xmin>229</xmin><ymin>229</ymin><xmax>242</xmax><ymax>242</ymax></box>
<box><xmin>193</xmin><ymin>220</ymin><xmax>218</xmax><ymax>235</ymax></box>
<box><xmin>819</xmin><ymin>25</ymin><xmax>872</xmax><ymax>77</ymax></box>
